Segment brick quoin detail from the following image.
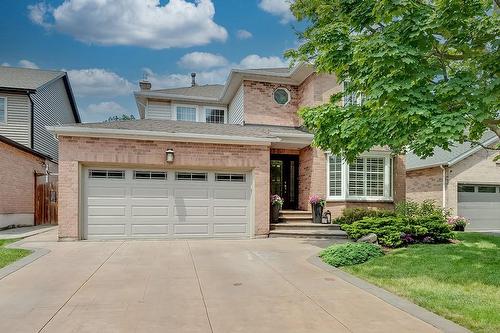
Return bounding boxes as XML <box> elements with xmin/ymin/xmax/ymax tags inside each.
<box><xmin>57</xmin><ymin>136</ymin><xmax>270</xmax><ymax>240</ymax></box>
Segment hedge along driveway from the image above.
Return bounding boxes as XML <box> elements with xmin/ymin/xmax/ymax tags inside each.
<box><xmin>344</xmin><ymin>233</ymin><xmax>500</xmax><ymax>333</ymax></box>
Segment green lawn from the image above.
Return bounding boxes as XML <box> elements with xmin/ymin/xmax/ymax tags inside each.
<box><xmin>343</xmin><ymin>233</ymin><xmax>500</xmax><ymax>333</ymax></box>
<box><xmin>0</xmin><ymin>239</ymin><xmax>32</xmax><ymax>269</ymax></box>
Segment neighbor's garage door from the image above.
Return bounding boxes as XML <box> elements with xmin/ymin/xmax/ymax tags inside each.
<box><xmin>83</xmin><ymin>168</ymin><xmax>252</xmax><ymax>239</ymax></box>
<box><xmin>458</xmin><ymin>184</ymin><xmax>500</xmax><ymax>231</ymax></box>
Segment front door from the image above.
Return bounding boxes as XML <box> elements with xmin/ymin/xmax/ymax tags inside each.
<box><xmin>270</xmin><ymin>155</ymin><xmax>299</xmax><ymax>210</ymax></box>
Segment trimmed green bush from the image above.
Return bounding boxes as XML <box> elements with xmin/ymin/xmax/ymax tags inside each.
<box><xmin>319</xmin><ymin>243</ymin><xmax>384</xmax><ymax>267</ymax></box>
<box><xmin>341</xmin><ymin>215</ymin><xmax>454</xmax><ymax>248</ymax></box>
<box><xmin>333</xmin><ymin>207</ymin><xmax>396</xmax><ymax>225</ymax></box>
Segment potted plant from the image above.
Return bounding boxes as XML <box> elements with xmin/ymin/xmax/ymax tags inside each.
<box><xmin>309</xmin><ymin>195</ymin><xmax>326</xmax><ymax>223</ymax></box>
<box><xmin>270</xmin><ymin>194</ymin><xmax>284</xmax><ymax>223</ymax></box>
<box><xmin>446</xmin><ymin>215</ymin><xmax>469</xmax><ymax>231</ymax></box>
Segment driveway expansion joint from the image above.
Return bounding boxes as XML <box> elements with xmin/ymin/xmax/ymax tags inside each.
<box><xmin>37</xmin><ymin>240</ymin><xmax>125</xmax><ymax>333</ymax></box>
<box><xmin>187</xmin><ymin>240</ymin><xmax>214</xmax><ymax>333</ymax></box>
<box><xmin>307</xmin><ymin>255</ymin><xmax>472</xmax><ymax>333</ymax></box>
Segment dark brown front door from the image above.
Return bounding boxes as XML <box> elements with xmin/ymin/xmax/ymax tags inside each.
<box><xmin>270</xmin><ymin>155</ymin><xmax>299</xmax><ymax>210</ymax></box>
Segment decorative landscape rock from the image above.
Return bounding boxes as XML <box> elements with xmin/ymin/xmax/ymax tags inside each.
<box><xmin>357</xmin><ymin>233</ymin><xmax>378</xmax><ymax>244</ymax></box>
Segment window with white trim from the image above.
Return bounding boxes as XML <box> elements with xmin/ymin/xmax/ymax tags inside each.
<box><xmin>327</xmin><ymin>154</ymin><xmax>392</xmax><ymax>200</ymax></box>
<box><xmin>215</xmin><ymin>173</ymin><xmax>246</xmax><ymax>182</ymax></box>
<box><xmin>343</xmin><ymin>81</ymin><xmax>364</xmax><ymax>106</ymax></box>
<box><xmin>175</xmin><ymin>172</ymin><xmax>207</xmax><ymax>181</ymax></box>
<box><xmin>133</xmin><ymin>171</ymin><xmax>167</xmax><ymax>180</ymax></box>
<box><xmin>176</xmin><ymin>106</ymin><xmax>197</xmax><ymax>122</ymax></box>
<box><xmin>89</xmin><ymin>170</ymin><xmax>125</xmax><ymax>179</ymax></box>
<box><xmin>205</xmin><ymin>108</ymin><xmax>225</xmax><ymax>123</ymax></box>
<box><xmin>0</xmin><ymin>97</ymin><xmax>6</xmax><ymax>123</ymax></box>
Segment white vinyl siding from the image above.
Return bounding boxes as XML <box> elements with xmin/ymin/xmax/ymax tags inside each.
<box><xmin>0</xmin><ymin>93</ymin><xmax>31</xmax><ymax>147</ymax></box>
<box><xmin>228</xmin><ymin>84</ymin><xmax>244</xmax><ymax>125</ymax></box>
<box><xmin>327</xmin><ymin>153</ymin><xmax>392</xmax><ymax>201</ymax></box>
<box><xmin>145</xmin><ymin>101</ymin><xmax>172</xmax><ymax>119</ymax></box>
<box><xmin>32</xmin><ymin>78</ymin><xmax>76</xmax><ymax>160</ymax></box>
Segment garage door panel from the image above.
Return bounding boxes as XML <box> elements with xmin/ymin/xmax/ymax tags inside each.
<box><xmin>174</xmin><ymin>206</ymin><xmax>209</xmax><ymax>216</ymax></box>
<box><xmin>131</xmin><ymin>206</ymin><xmax>169</xmax><ymax>216</ymax></box>
<box><xmin>213</xmin><ymin>206</ymin><xmax>247</xmax><ymax>216</ymax></box>
<box><xmin>214</xmin><ymin>189</ymin><xmax>248</xmax><ymax>200</ymax></box>
<box><xmin>88</xmin><ymin>206</ymin><xmax>126</xmax><ymax>216</ymax></box>
<box><xmin>88</xmin><ymin>224</ymin><xmax>126</xmax><ymax>235</ymax></box>
<box><xmin>213</xmin><ymin>224</ymin><xmax>247</xmax><ymax>234</ymax></box>
<box><xmin>458</xmin><ymin>184</ymin><xmax>500</xmax><ymax>231</ymax></box>
<box><xmin>174</xmin><ymin>224</ymin><xmax>209</xmax><ymax>235</ymax></box>
<box><xmin>87</xmin><ymin>187</ymin><xmax>126</xmax><ymax>197</ymax></box>
<box><xmin>131</xmin><ymin>187</ymin><xmax>169</xmax><ymax>198</ymax></box>
<box><xmin>174</xmin><ymin>188</ymin><xmax>209</xmax><ymax>199</ymax></box>
<box><xmin>85</xmin><ymin>168</ymin><xmax>251</xmax><ymax>239</ymax></box>
<box><xmin>131</xmin><ymin>224</ymin><xmax>169</xmax><ymax>235</ymax></box>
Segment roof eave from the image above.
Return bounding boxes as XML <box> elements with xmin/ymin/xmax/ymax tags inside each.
<box><xmin>46</xmin><ymin>126</ymin><xmax>279</xmax><ymax>146</ymax></box>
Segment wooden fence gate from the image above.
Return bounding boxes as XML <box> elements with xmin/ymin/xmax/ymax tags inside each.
<box><xmin>34</xmin><ymin>174</ymin><xmax>58</xmax><ymax>225</ymax></box>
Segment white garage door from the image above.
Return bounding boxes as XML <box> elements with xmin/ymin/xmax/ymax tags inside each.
<box><xmin>458</xmin><ymin>184</ymin><xmax>500</xmax><ymax>231</ymax></box>
<box><xmin>83</xmin><ymin>168</ymin><xmax>252</xmax><ymax>239</ymax></box>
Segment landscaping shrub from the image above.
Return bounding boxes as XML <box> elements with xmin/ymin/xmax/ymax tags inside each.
<box><xmin>395</xmin><ymin>200</ymin><xmax>449</xmax><ymax>218</ymax></box>
<box><xmin>333</xmin><ymin>207</ymin><xmax>396</xmax><ymax>225</ymax></box>
<box><xmin>319</xmin><ymin>242</ymin><xmax>384</xmax><ymax>267</ymax></box>
<box><xmin>341</xmin><ymin>214</ymin><xmax>454</xmax><ymax>248</ymax></box>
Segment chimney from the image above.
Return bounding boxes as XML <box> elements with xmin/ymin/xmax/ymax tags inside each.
<box><xmin>191</xmin><ymin>72</ymin><xmax>196</xmax><ymax>87</ymax></box>
<box><xmin>139</xmin><ymin>79</ymin><xmax>151</xmax><ymax>91</ymax></box>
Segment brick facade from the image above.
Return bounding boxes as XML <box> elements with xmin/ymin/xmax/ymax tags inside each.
<box><xmin>243</xmin><ymin>80</ymin><xmax>300</xmax><ymax>126</ymax></box>
<box><xmin>0</xmin><ymin>141</ymin><xmax>47</xmax><ymax>215</ymax></box>
<box><xmin>406</xmin><ymin>167</ymin><xmax>443</xmax><ymax>206</ymax></box>
<box><xmin>57</xmin><ymin>136</ymin><xmax>270</xmax><ymax>240</ymax></box>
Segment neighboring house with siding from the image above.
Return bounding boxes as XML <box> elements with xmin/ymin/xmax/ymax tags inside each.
<box><xmin>0</xmin><ymin>66</ymin><xmax>80</xmax><ymax>227</ymax></box>
<box><xmin>48</xmin><ymin>63</ymin><xmax>406</xmax><ymax>241</ymax></box>
<box><xmin>407</xmin><ymin>132</ymin><xmax>500</xmax><ymax>231</ymax></box>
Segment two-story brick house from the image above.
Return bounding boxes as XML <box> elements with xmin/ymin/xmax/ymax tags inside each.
<box><xmin>49</xmin><ymin>63</ymin><xmax>405</xmax><ymax>240</ymax></box>
<box><xmin>0</xmin><ymin>66</ymin><xmax>81</xmax><ymax>228</ymax></box>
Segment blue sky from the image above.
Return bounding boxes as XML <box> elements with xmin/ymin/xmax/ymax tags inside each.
<box><xmin>0</xmin><ymin>0</ymin><xmax>301</xmax><ymax>122</ymax></box>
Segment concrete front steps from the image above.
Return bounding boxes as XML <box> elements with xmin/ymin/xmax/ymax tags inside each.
<box><xmin>269</xmin><ymin>210</ymin><xmax>348</xmax><ymax>239</ymax></box>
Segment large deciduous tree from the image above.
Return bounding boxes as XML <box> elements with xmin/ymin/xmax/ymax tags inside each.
<box><xmin>286</xmin><ymin>0</ymin><xmax>499</xmax><ymax>161</ymax></box>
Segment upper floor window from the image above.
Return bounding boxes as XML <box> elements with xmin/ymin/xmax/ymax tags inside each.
<box><xmin>205</xmin><ymin>108</ymin><xmax>225</xmax><ymax>124</ymax></box>
<box><xmin>176</xmin><ymin>106</ymin><xmax>197</xmax><ymax>122</ymax></box>
<box><xmin>343</xmin><ymin>81</ymin><xmax>364</xmax><ymax>106</ymax></box>
<box><xmin>327</xmin><ymin>154</ymin><xmax>392</xmax><ymax>200</ymax></box>
<box><xmin>273</xmin><ymin>88</ymin><xmax>290</xmax><ymax>105</ymax></box>
<box><xmin>0</xmin><ymin>97</ymin><xmax>6</xmax><ymax>123</ymax></box>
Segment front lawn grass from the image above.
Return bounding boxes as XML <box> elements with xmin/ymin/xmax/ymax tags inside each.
<box><xmin>343</xmin><ymin>233</ymin><xmax>500</xmax><ymax>333</ymax></box>
<box><xmin>0</xmin><ymin>239</ymin><xmax>31</xmax><ymax>269</ymax></box>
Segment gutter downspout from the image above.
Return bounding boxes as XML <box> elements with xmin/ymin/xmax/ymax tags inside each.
<box><xmin>28</xmin><ymin>93</ymin><xmax>35</xmax><ymax>149</ymax></box>
<box><xmin>440</xmin><ymin>165</ymin><xmax>446</xmax><ymax>209</ymax></box>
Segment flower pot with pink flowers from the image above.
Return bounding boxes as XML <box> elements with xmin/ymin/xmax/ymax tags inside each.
<box><xmin>309</xmin><ymin>195</ymin><xmax>326</xmax><ymax>223</ymax></box>
<box><xmin>270</xmin><ymin>194</ymin><xmax>284</xmax><ymax>223</ymax></box>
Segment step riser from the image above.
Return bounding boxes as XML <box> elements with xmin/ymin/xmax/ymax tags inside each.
<box><xmin>271</xmin><ymin>225</ymin><xmax>341</xmax><ymax>230</ymax></box>
<box><xmin>279</xmin><ymin>219</ymin><xmax>313</xmax><ymax>224</ymax></box>
<box><xmin>269</xmin><ymin>234</ymin><xmax>348</xmax><ymax>239</ymax></box>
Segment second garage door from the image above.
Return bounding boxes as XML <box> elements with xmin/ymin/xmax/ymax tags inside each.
<box><xmin>83</xmin><ymin>168</ymin><xmax>252</xmax><ymax>239</ymax></box>
<box><xmin>458</xmin><ymin>184</ymin><xmax>500</xmax><ymax>231</ymax></box>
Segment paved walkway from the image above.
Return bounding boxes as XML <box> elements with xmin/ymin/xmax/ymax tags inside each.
<box><xmin>0</xmin><ymin>230</ymin><xmax>456</xmax><ymax>333</ymax></box>
<box><xmin>0</xmin><ymin>225</ymin><xmax>57</xmax><ymax>239</ymax></box>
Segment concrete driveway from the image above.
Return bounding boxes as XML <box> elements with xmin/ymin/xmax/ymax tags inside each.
<box><xmin>0</xmin><ymin>230</ymin><xmax>449</xmax><ymax>333</ymax></box>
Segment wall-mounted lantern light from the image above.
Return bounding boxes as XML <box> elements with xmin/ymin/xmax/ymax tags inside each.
<box><xmin>166</xmin><ymin>149</ymin><xmax>175</xmax><ymax>163</ymax></box>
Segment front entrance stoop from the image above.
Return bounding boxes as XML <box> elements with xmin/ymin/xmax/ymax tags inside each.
<box><xmin>269</xmin><ymin>210</ymin><xmax>348</xmax><ymax>239</ymax></box>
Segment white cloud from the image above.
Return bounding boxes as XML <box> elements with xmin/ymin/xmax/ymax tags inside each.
<box><xmin>145</xmin><ymin>54</ymin><xmax>288</xmax><ymax>89</ymax></box>
<box><xmin>238</xmin><ymin>54</ymin><xmax>287</xmax><ymax>69</ymax></box>
<box><xmin>258</xmin><ymin>0</ymin><xmax>294</xmax><ymax>24</ymax></box>
<box><xmin>85</xmin><ymin>101</ymin><xmax>129</xmax><ymax>115</ymax></box>
<box><xmin>28</xmin><ymin>0</ymin><xmax>228</xmax><ymax>49</ymax></box>
<box><xmin>18</xmin><ymin>59</ymin><xmax>39</xmax><ymax>69</ymax></box>
<box><xmin>66</xmin><ymin>69</ymin><xmax>133</xmax><ymax>97</ymax></box>
<box><xmin>236</xmin><ymin>29</ymin><xmax>252</xmax><ymax>40</ymax></box>
<box><xmin>178</xmin><ymin>52</ymin><xmax>228</xmax><ymax>70</ymax></box>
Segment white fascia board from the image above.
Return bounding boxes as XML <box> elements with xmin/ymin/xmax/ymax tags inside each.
<box><xmin>406</xmin><ymin>162</ymin><xmax>447</xmax><ymax>172</ymax></box>
<box><xmin>448</xmin><ymin>136</ymin><xmax>500</xmax><ymax>166</ymax></box>
<box><xmin>45</xmin><ymin>126</ymin><xmax>278</xmax><ymax>146</ymax></box>
<box><xmin>134</xmin><ymin>91</ymin><xmax>220</xmax><ymax>103</ymax></box>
